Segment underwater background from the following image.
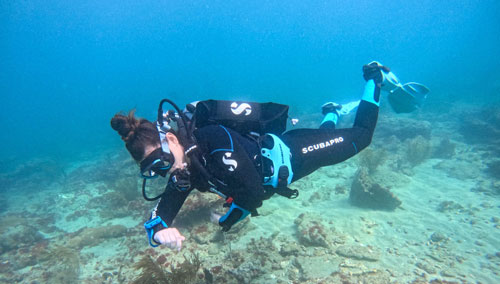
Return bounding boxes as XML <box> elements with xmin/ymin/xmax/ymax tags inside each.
<box><xmin>1</xmin><ymin>0</ymin><xmax>499</xmax><ymax>283</ymax></box>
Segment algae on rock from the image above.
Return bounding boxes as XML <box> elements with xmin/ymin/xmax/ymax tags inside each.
<box><xmin>406</xmin><ymin>135</ymin><xmax>431</xmax><ymax>167</ymax></box>
<box><xmin>358</xmin><ymin>148</ymin><xmax>387</xmax><ymax>174</ymax></box>
<box><xmin>349</xmin><ymin>168</ymin><xmax>401</xmax><ymax>211</ymax></box>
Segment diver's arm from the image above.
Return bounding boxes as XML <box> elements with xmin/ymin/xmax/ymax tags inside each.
<box><xmin>212</xmin><ymin>136</ymin><xmax>265</xmax><ymax>231</ymax></box>
<box><xmin>145</xmin><ymin>179</ymin><xmax>191</xmax><ymax>249</ymax></box>
<box><xmin>154</xmin><ymin>180</ymin><xmax>192</xmax><ymax>226</ymax></box>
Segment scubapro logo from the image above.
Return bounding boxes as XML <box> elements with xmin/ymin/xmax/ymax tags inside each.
<box><xmin>302</xmin><ymin>137</ymin><xmax>344</xmax><ymax>154</ymax></box>
<box><xmin>222</xmin><ymin>152</ymin><xmax>238</xmax><ymax>171</ymax></box>
<box><xmin>230</xmin><ymin>102</ymin><xmax>252</xmax><ymax>116</ymax></box>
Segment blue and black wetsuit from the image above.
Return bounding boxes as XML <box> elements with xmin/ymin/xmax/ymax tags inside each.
<box><xmin>283</xmin><ymin>100</ymin><xmax>378</xmax><ymax>181</ymax></box>
<box><xmin>151</xmin><ymin>69</ymin><xmax>382</xmax><ymax>235</ymax></box>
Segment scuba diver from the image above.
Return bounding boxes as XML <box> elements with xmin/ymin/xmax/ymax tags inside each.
<box><xmin>110</xmin><ymin>61</ymin><xmax>428</xmax><ymax>251</ymax></box>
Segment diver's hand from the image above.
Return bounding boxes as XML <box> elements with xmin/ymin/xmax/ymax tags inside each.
<box><xmin>210</xmin><ymin>211</ymin><xmax>223</xmax><ymax>224</ymax></box>
<box><xmin>153</xmin><ymin>228</ymin><xmax>186</xmax><ymax>251</ymax></box>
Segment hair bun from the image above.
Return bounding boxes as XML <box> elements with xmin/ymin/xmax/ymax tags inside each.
<box><xmin>111</xmin><ymin>114</ymin><xmax>138</xmax><ymax>141</ymax></box>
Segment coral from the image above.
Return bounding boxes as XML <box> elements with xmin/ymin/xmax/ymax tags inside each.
<box><xmin>406</xmin><ymin>135</ymin><xmax>431</xmax><ymax>167</ymax></box>
<box><xmin>132</xmin><ymin>254</ymin><xmax>201</xmax><ymax>284</ymax></box>
<box><xmin>358</xmin><ymin>148</ymin><xmax>387</xmax><ymax>174</ymax></box>
<box><xmin>349</xmin><ymin>168</ymin><xmax>402</xmax><ymax>211</ymax></box>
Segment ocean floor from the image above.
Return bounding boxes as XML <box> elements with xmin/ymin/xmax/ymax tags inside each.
<box><xmin>1</xmin><ymin>102</ymin><xmax>499</xmax><ymax>283</ymax></box>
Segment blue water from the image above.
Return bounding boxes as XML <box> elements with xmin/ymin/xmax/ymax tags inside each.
<box><xmin>2</xmin><ymin>2</ymin><xmax>500</xmax><ymax>282</ymax></box>
<box><xmin>1</xmin><ymin>0</ymin><xmax>499</xmax><ymax>169</ymax></box>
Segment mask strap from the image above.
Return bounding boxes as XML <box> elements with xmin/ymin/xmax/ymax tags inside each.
<box><xmin>157</xmin><ymin>122</ymin><xmax>171</xmax><ymax>154</ymax></box>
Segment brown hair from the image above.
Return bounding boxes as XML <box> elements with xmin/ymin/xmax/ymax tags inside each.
<box><xmin>110</xmin><ymin>110</ymin><xmax>160</xmax><ymax>161</ymax></box>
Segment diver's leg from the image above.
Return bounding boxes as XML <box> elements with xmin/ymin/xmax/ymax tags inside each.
<box><xmin>320</xmin><ymin>102</ymin><xmax>341</xmax><ymax>129</ymax></box>
<box><xmin>282</xmin><ymin>62</ymin><xmax>385</xmax><ymax>181</ymax></box>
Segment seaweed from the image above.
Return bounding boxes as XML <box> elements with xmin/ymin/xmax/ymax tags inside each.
<box><xmin>170</xmin><ymin>253</ymin><xmax>201</xmax><ymax>284</ymax></box>
<box><xmin>133</xmin><ymin>253</ymin><xmax>202</xmax><ymax>284</ymax></box>
<box><xmin>132</xmin><ymin>255</ymin><xmax>169</xmax><ymax>284</ymax></box>
<box><xmin>406</xmin><ymin>135</ymin><xmax>431</xmax><ymax>167</ymax></box>
<box><xmin>358</xmin><ymin>148</ymin><xmax>387</xmax><ymax>173</ymax></box>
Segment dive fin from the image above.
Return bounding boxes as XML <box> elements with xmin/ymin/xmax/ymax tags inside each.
<box><xmin>387</xmin><ymin>82</ymin><xmax>430</xmax><ymax>113</ymax></box>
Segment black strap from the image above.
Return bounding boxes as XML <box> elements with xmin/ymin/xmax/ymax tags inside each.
<box><xmin>142</xmin><ymin>179</ymin><xmax>163</xmax><ymax>201</ymax></box>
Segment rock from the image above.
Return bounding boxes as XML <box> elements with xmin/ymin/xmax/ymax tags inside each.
<box><xmin>430</xmin><ymin>232</ymin><xmax>447</xmax><ymax>243</ymax></box>
<box><xmin>279</xmin><ymin>244</ymin><xmax>300</xmax><ymax>257</ymax></box>
<box><xmin>64</xmin><ymin>225</ymin><xmax>128</xmax><ymax>249</ymax></box>
<box><xmin>377</xmin><ymin>116</ymin><xmax>432</xmax><ymax>141</ymax></box>
<box><xmin>432</xmin><ymin>138</ymin><xmax>456</xmax><ymax>159</ymax></box>
<box><xmin>294</xmin><ymin>256</ymin><xmax>341</xmax><ymax>279</ymax></box>
<box><xmin>0</xmin><ymin>215</ymin><xmax>45</xmax><ymax>254</ymax></box>
<box><xmin>416</xmin><ymin>261</ymin><xmax>437</xmax><ymax>274</ymax></box>
<box><xmin>228</xmin><ymin>258</ymin><xmax>265</xmax><ymax>283</ymax></box>
<box><xmin>458</xmin><ymin>106</ymin><xmax>500</xmax><ymax>152</ymax></box>
<box><xmin>349</xmin><ymin>168</ymin><xmax>402</xmax><ymax>211</ymax></box>
<box><xmin>436</xmin><ymin>201</ymin><xmax>464</xmax><ymax>213</ymax></box>
<box><xmin>191</xmin><ymin>224</ymin><xmax>219</xmax><ymax>244</ymax></box>
<box><xmin>335</xmin><ymin>244</ymin><xmax>380</xmax><ymax>261</ymax></box>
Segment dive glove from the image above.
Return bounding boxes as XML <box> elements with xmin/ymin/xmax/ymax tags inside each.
<box><xmin>363</xmin><ymin>62</ymin><xmax>390</xmax><ymax>85</ymax></box>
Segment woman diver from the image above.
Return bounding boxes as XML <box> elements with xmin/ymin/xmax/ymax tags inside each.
<box><xmin>111</xmin><ymin>62</ymin><xmax>401</xmax><ymax>251</ymax></box>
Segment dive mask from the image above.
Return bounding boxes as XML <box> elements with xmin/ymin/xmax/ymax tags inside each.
<box><xmin>139</xmin><ymin>148</ymin><xmax>174</xmax><ymax>178</ymax></box>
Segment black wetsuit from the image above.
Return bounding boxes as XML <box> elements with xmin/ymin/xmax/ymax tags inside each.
<box><xmin>152</xmin><ymin>99</ymin><xmax>378</xmax><ymax>229</ymax></box>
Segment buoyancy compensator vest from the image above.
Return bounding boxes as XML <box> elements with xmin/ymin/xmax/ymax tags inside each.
<box><xmin>141</xmin><ymin>99</ymin><xmax>297</xmax><ymax>202</ymax></box>
<box><xmin>189</xmin><ymin>100</ymin><xmax>297</xmax><ymax>198</ymax></box>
